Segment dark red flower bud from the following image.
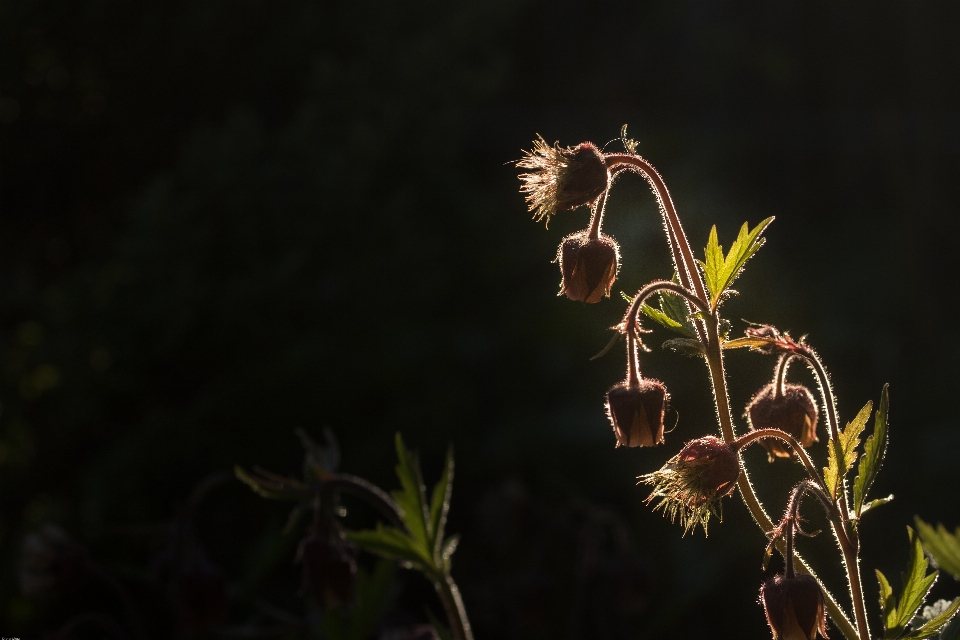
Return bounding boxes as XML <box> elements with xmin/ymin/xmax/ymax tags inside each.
<box><xmin>605</xmin><ymin>379</ymin><xmax>667</xmax><ymax>447</ymax></box>
<box><xmin>760</xmin><ymin>574</ymin><xmax>827</xmax><ymax>640</ymax></box>
<box><xmin>676</xmin><ymin>436</ymin><xmax>741</xmax><ymax>500</ymax></box>
<box><xmin>554</xmin><ymin>142</ymin><xmax>609</xmax><ymax>212</ymax></box>
<box><xmin>559</xmin><ymin>231</ymin><xmax>620</xmax><ymax>303</ymax></box>
<box><xmin>296</xmin><ymin>517</ymin><xmax>357</xmax><ymax>610</ymax></box>
<box><xmin>746</xmin><ymin>384</ymin><xmax>819</xmax><ymax>461</ymax></box>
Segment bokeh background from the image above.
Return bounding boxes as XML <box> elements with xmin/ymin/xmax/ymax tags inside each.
<box><xmin>2</xmin><ymin>1</ymin><xmax>960</xmax><ymax>638</ymax></box>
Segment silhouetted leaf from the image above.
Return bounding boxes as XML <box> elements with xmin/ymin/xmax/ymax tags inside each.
<box><xmin>855</xmin><ymin>385</ymin><xmax>889</xmax><ymax>517</ymax></box>
<box><xmin>916</xmin><ymin>518</ymin><xmax>960</xmax><ymax>581</ymax></box>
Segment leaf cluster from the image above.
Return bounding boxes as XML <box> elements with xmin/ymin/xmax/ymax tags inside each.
<box><xmin>700</xmin><ymin>218</ymin><xmax>774</xmax><ymax>308</ymax></box>
<box><xmin>877</xmin><ymin>528</ymin><xmax>960</xmax><ymax>639</ymax></box>
<box><xmin>347</xmin><ymin>434</ymin><xmax>458</xmax><ymax>581</ymax></box>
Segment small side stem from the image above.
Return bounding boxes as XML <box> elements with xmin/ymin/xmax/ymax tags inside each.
<box><xmin>434</xmin><ymin>572</ymin><xmax>473</xmax><ymax>640</ymax></box>
<box><xmin>733</xmin><ymin>429</ymin><xmax>823</xmax><ymax>487</ymax></box>
<box><xmin>587</xmin><ymin>189</ymin><xmax>609</xmax><ymax>240</ymax></box>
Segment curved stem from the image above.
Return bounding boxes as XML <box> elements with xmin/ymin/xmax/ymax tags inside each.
<box><xmin>627</xmin><ymin>331</ymin><xmax>640</xmax><ymax>385</ymax></box>
<box><xmin>621</xmin><ymin>280</ymin><xmax>709</xmax><ymax>335</ymax></box>
<box><xmin>587</xmin><ymin>189</ymin><xmax>609</xmax><ymax>240</ymax></box>
<box><xmin>733</xmin><ymin>429</ymin><xmax>823</xmax><ymax>487</ymax></box>
<box><xmin>773</xmin><ymin>354</ymin><xmax>793</xmax><ymax>399</ymax></box>
<box><xmin>605</xmin><ymin>153</ymin><xmax>709</xmax><ymax>343</ymax></box>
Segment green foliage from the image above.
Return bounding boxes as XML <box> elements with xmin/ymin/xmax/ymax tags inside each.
<box><xmin>641</xmin><ymin>288</ymin><xmax>696</xmax><ymax>338</ymax></box>
<box><xmin>854</xmin><ymin>385</ymin><xmax>889</xmax><ymax>517</ymax></box>
<box><xmin>916</xmin><ymin>518</ymin><xmax>960</xmax><ymax>581</ymax></box>
<box><xmin>877</xmin><ymin>528</ymin><xmax>960</xmax><ymax>639</ymax></box>
<box><xmin>699</xmin><ymin>218</ymin><xmax>774</xmax><ymax>307</ymax></box>
<box><xmin>823</xmin><ymin>400</ymin><xmax>871</xmax><ymax>499</ymax></box>
<box><xmin>347</xmin><ymin>434</ymin><xmax>457</xmax><ymax>580</ymax></box>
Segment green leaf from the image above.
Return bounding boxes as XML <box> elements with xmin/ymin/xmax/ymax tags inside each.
<box><xmin>392</xmin><ymin>433</ymin><xmax>431</xmax><ymax>549</ymax></box>
<box><xmin>661</xmin><ymin>338</ymin><xmax>705</xmax><ymax>356</ymax></box>
<box><xmin>855</xmin><ymin>384</ymin><xmax>889</xmax><ymax>517</ymax></box>
<box><xmin>641</xmin><ymin>304</ymin><xmax>685</xmax><ymax>332</ymax></box>
<box><xmin>440</xmin><ymin>534</ymin><xmax>460</xmax><ymax>572</ymax></box>
<box><xmin>823</xmin><ymin>400</ymin><xmax>871</xmax><ymax>498</ymax></box>
<box><xmin>429</xmin><ymin>447</ymin><xmax>454</xmax><ymax>560</ymax></box>
<box><xmin>916</xmin><ymin>518</ymin><xmax>960</xmax><ymax>581</ymax></box>
<box><xmin>347</xmin><ymin>523</ymin><xmax>433</xmax><ymax>570</ymax></box>
<box><xmin>883</xmin><ymin>528</ymin><xmax>940</xmax><ymax>638</ymax></box>
<box><xmin>860</xmin><ymin>495</ymin><xmax>895</xmax><ymax>517</ymax></box>
<box><xmin>700</xmin><ymin>218</ymin><xmax>774</xmax><ymax>306</ymax></box>
<box><xmin>879</xmin><ymin>569</ymin><xmax>895</xmax><ymax>622</ymax></box>
<box><xmin>901</xmin><ymin>598</ymin><xmax>960</xmax><ymax>639</ymax></box>
<box><xmin>938</xmin><ymin>612</ymin><xmax>960</xmax><ymax>640</ymax></box>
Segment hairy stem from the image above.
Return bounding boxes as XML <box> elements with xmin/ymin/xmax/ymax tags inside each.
<box><xmin>435</xmin><ymin>571</ymin><xmax>473</xmax><ymax>640</ymax></box>
<box><xmin>703</xmin><ymin>315</ymin><xmax>860</xmax><ymax>640</ymax></box>
<box><xmin>587</xmin><ymin>189</ymin><xmax>609</xmax><ymax>240</ymax></box>
<box><xmin>792</xmin><ymin>344</ymin><xmax>872</xmax><ymax>640</ymax></box>
<box><xmin>733</xmin><ymin>429</ymin><xmax>823</xmax><ymax>486</ymax></box>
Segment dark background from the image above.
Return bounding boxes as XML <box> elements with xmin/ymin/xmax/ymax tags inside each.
<box><xmin>2</xmin><ymin>1</ymin><xmax>960</xmax><ymax>638</ymax></box>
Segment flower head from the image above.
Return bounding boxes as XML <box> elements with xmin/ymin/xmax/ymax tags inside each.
<box><xmin>746</xmin><ymin>383</ymin><xmax>819</xmax><ymax>461</ymax></box>
<box><xmin>760</xmin><ymin>574</ymin><xmax>827</xmax><ymax>640</ymax></box>
<box><xmin>606</xmin><ymin>378</ymin><xmax>667</xmax><ymax>447</ymax></box>
<box><xmin>518</xmin><ymin>136</ymin><xmax>609</xmax><ymax>225</ymax></box>
<box><xmin>559</xmin><ymin>231</ymin><xmax>620</xmax><ymax>303</ymax></box>
<box><xmin>639</xmin><ymin>435</ymin><xmax>740</xmax><ymax>535</ymax></box>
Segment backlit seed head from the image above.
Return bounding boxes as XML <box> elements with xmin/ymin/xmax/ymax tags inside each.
<box><xmin>605</xmin><ymin>379</ymin><xmax>668</xmax><ymax>447</ymax></box>
<box><xmin>558</xmin><ymin>231</ymin><xmax>620</xmax><ymax>303</ymax></box>
<box><xmin>518</xmin><ymin>136</ymin><xmax>609</xmax><ymax>226</ymax></box>
<box><xmin>639</xmin><ymin>436</ymin><xmax>741</xmax><ymax>535</ymax></box>
<box><xmin>746</xmin><ymin>384</ymin><xmax>819</xmax><ymax>461</ymax></box>
<box><xmin>760</xmin><ymin>574</ymin><xmax>827</xmax><ymax>640</ymax></box>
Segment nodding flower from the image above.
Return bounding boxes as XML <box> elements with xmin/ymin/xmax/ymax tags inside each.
<box><xmin>605</xmin><ymin>378</ymin><xmax>667</xmax><ymax>447</ymax></box>
<box><xmin>517</xmin><ymin>136</ymin><xmax>609</xmax><ymax>226</ymax></box>
<box><xmin>746</xmin><ymin>383</ymin><xmax>819</xmax><ymax>462</ymax></box>
<box><xmin>760</xmin><ymin>573</ymin><xmax>827</xmax><ymax>640</ymax></box>
<box><xmin>558</xmin><ymin>231</ymin><xmax>620</xmax><ymax>303</ymax></box>
<box><xmin>639</xmin><ymin>436</ymin><xmax>741</xmax><ymax>535</ymax></box>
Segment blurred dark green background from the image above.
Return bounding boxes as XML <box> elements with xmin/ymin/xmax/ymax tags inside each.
<box><xmin>2</xmin><ymin>1</ymin><xmax>960</xmax><ymax>638</ymax></box>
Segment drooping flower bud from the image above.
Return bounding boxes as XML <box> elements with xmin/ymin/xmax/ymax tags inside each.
<box><xmin>559</xmin><ymin>231</ymin><xmax>620</xmax><ymax>303</ymax></box>
<box><xmin>295</xmin><ymin>516</ymin><xmax>357</xmax><ymax>610</ymax></box>
<box><xmin>760</xmin><ymin>574</ymin><xmax>827</xmax><ymax>640</ymax></box>
<box><xmin>518</xmin><ymin>137</ymin><xmax>609</xmax><ymax>225</ymax></box>
<box><xmin>640</xmin><ymin>436</ymin><xmax>741</xmax><ymax>535</ymax></box>
<box><xmin>746</xmin><ymin>384</ymin><xmax>819</xmax><ymax>461</ymax></box>
<box><xmin>605</xmin><ymin>378</ymin><xmax>667</xmax><ymax>447</ymax></box>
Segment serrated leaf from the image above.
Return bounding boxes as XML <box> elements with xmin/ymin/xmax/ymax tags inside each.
<box><xmin>347</xmin><ymin>523</ymin><xmax>433</xmax><ymax>570</ymax></box>
<box><xmin>393</xmin><ymin>433</ymin><xmax>431</xmax><ymax>549</ymax></box>
<box><xmin>855</xmin><ymin>384</ymin><xmax>889</xmax><ymax>516</ymax></box>
<box><xmin>429</xmin><ymin>447</ymin><xmax>454</xmax><ymax>560</ymax></box>
<box><xmin>916</xmin><ymin>518</ymin><xmax>960</xmax><ymax>581</ymax></box>
<box><xmin>662</xmin><ymin>338</ymin><xmax>705</xmax><ymax>356</ymax></box>
<box><xmin>701</xmin><ymin>218</ymin><xmax>774</xmax><ymax>306</ymax></box>
<box><xmin>642</xmin><ymin>304</ymin><xmax>685</xmax><ymax>331</ymax></box>
<box><xmin>823</xmin><ymin>401</ymin><xmax>871</xmax><ymax>498</ymax></box>
<box><xmin>879</xmin><ymin>569</ymin><xmax>895</xmax><ymax>621</ymax></box>
<box><xmin>901</xmin><ymin>598</ymin><xmax>960</xmax><ymax>639</ymax></box>
<box><xmin>860</xmin><ymin>495</ymin><xmax>894</xmax><ymax>517</ymax></box>
<box><xmin>938</xmin><ymin>612</ymin><xmax>960</xmax><ymax>640</ymax></box>
<box><xmin>884</xmin><ymin>528</ymin><xmax>940</xmax><ymax>638</ymax></box>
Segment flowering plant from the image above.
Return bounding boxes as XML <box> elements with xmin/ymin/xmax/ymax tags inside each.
<box><xmin>515</xmin><ymin>127</ymin><xmax>960</xmax><ymax>640</ymax></box>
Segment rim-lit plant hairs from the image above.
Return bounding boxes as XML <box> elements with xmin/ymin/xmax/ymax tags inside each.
<box><xmin>517</xmin><ymin>130</ymin><xmax>960</xmax><ymax>640</ymax></box>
